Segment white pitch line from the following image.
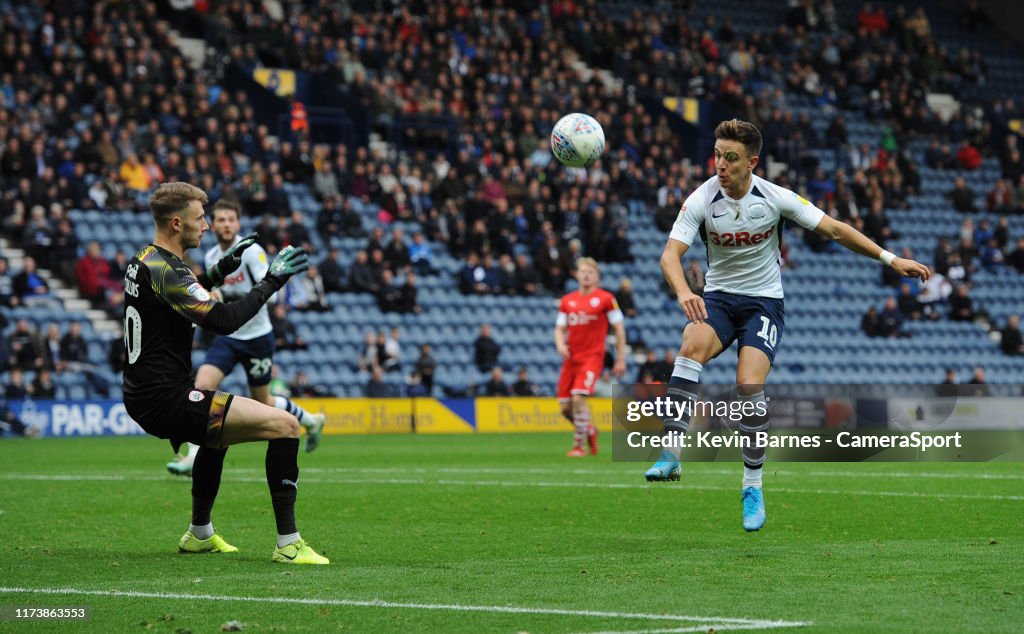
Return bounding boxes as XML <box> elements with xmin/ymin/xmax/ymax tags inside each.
<box><xmin>0</xmin><ymin>587</ymin><xmax>809</xmax><ymax>631</ymax></box>
<box><xmin>588</xmin><ymin>624</ymin><xmax>811</xmax><ymax>634</ymax></box>
<box><xmin>179</xmin><ymin>465</ymin><xmax>1024</xmax><ymax>482</ymax></box>
<box><xmin>1</xmin><ymin>473</ymin><xmax>1021</xmax><ymax>501</ymax></box>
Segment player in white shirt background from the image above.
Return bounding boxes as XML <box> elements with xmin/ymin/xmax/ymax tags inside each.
<box><xmin>645</xmin><ymin>119</ymin><xmax>930</xmax><ymax>531</ymax></box>
<box><xmin>167</xmin><ymin>199</ymin><xmax>326</xmax><ymax>476</ymax></box>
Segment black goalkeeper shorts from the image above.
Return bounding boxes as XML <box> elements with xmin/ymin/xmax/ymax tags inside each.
<box><xmin>125</xmin><ymin>387</ymin><xmax>234</xmax><ymax>452</ymax></box>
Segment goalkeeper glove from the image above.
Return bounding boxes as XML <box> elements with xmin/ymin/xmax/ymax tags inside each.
<box><xmin>265</xmin><ymin>245</ymin><xmax>310</xmax><ymax>289</ymax></box>
<box><xmin>207</xmin><ymin>232</ymin><xmax>259</xmax><ymax>287</ymax></box>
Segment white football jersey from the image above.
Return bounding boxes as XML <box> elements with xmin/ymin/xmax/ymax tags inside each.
<box><xmin>669</xmin><ymin>174</ymin><xmax>825</xmax><ymax>298</ymax></box>
<box><xmin>204</xmin><ymin>236</ymin><xmax>273</xmax><ymax>340</ymax></box>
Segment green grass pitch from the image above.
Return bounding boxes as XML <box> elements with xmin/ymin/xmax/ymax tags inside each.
<box><xmin>0</xmin><ymin>434</ymin><xmax>1021</xmax><ymax>632</ymax></box>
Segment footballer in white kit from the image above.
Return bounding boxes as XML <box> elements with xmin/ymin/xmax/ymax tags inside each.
<box><xmin>166</xmin><ymin>199</ymin><xmax>325</xmax><ymax>477</ymax></box>
<box><xmin>645</xmin><ymin>119</ymin><xmax>930</xmax><ymax>532</ymax></box>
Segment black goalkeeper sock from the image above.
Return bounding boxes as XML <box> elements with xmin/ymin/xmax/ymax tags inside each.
<box><xmin>191</xmin><ymin>446</ymin><xmax>228</xmax><ymax>526</ymax></box>
<box><xmin>266</xmin><ymin>438</ymin><xmax>300</xmax><ymax>535</ymax></box>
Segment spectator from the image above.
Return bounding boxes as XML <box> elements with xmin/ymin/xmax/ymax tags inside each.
<box><xmin>367</xmin><ymin>331</ymin><xmax>392</xmax><ymax>372</ymax></box>
<box><xmin>376</xmin><ymin>269</ymin><xmax>404</xmax><ymax>313</ymax></box>
<box><xmin>980</xmin><ymin>239</ymin><xmax>1005</xmax><ymax>272</ymax></box>
<box><xmin>1000</xmin><ymin>315</ymin><xmax>1024</xmax><ymax>356</ymax></box>
<box><xmin>459</xmin><ymin>253</ymin><xmax>490</xmax><ymax>295</ymax></box>
<box><xmin>862</xmin><ymin>200</ymin><xmax>893</xmax><ymax>246</ymax></box>
<box><xmin>605</xmin><ymin>226</ymin><xmax>635</xmax><ymax>263</ymax></box>
<box><xmin>319</xmin><ymin>248</ymin><xmax>347</xmax><ymax>293</ymax></box>
<box><xmin>655</xmin><ymin>350</ymin><xmax>676</xmax><ymax>383</ymax></box>
<box><xmin>897</xmin><ymin>283</ymin><xmax>924</xmax><ymax>321</ymax></box>
<box><xmin>512</xmin><ymin>366</ymin><xmax>540</xmax><ymax>396</ymax></box>
<box><xmin>415</xmin><ymin>344</ymin><xmax>437</xmax><ymax>396</ymax></box>
<box><xmin>965</xmin><ymin>367</ymin><xmax>990</xmax><ymax>396</ymax></box>
<box><xmin>947</xmin><ymin>177</ymin><xmax>978</xmax><ymax>213</ymax></box>
<box><xmin>1</xmin><ymin>397</ymin><xmax>36</xmax><ymax>437</ymax></box>
<box><xmin>270</xmin><ymin>303</ymin><xmax>307</xmax><ymax>350</ymax></box>
<box><xmin>12</xmin><ymin>256</ymin><xmax>51</xmax><ymax>304</ymax></box>
<box><xmin>491</xmin><ymin>254</ymin><xmax>516</xmax><ymax>297</ymax></box>
<box><xmin>31</xmin><ymin>368</ymin><xmax>57</xmax><ymax>398</ymax></box>
<box><xmin>878</xmin><ymin>297</ymin><xmax>906</xmax><ymax>338</ymax></box>
<box><xmin>285</xmin><ymin>210</ymin><xmax>312</xmax><ymax>249</ymax></box>
<box><xmin>858</xmin><ymin>2</ymin><xmax>889</xmax><ymax>34</ymax></box>
<box><xmin>75</xmin><ymin>242</ymin><xmax>119</xmax><ymax>304</ymax></box>
<box><xmin>358</xmin><ymin>332</ymin><xmax>380</xmax><ymax>373</ymax></box>
<box><xmin>949</xmin><ymin>285</ymin><xmax>976</xmax><ymax>322</ymax></box>
<box><xmin>636</xmin><ymin>350</ymin><xmax>661</xmax><ymax>383</ymax></box>
<box><xmin>534</xmin><ymin>233</ymin><xmax>570</xmax><ymax>293</ymax></box>
<box><xmin>383</xmin><ymin>227</ymin><xmax>411</xmax><ymax>271</ymax></box>
<box><xmin>22</xmin><ymin>206</ymin><xmax>53</xmax><ymax>265</ymax></box>
<box><xmin>861</xmin><ymin>306</ymin><xmax>882</xmax><ymax>338</ymax></box>
<box><xmin>946</xmin><ymin>253</ymin><xmax>970</xmax><ymax>285</ymax></box>
<box><xmin>987</xmin><ymin>179</ymin><xmax>1014</xmax><ymax>213</ymax></box>
<box><xmin>40</xmin><ymin>323</ymin><xmax>62</xmax><ymax>371</ymax></box>
<box><xmin>365</xmin><ymin>366</ymin><xmax>397</xmax><ymax>398</ymax></box>
<box><xmin>289</xmin><ymin>369</ymin><xmax>325</xmax><ymax>397</ymax></box>
<box><xmin>994</xmin><ymin>217</ymin><xmax>1011</xmax><ymax>252</ymax></box>
<box><xmin>0</xmin><ymin>259</ymin><xmax>16</xmax><ymax>307</ymax></box>
<box><xmin>296</xmin><ymin>266</ymin><xmax>329</xmax><ymax>312</ymax></box>
<box><xmin>474</xmin><ymin>324</ymin><xmax>501</xmax><ymax>373</ymax></box>
<box><xmin>1009</xmin><ymin>238</ymin><xmax>1024</xmax><ymax>274</ymax></box>
<box><xmin>5</xmin><ymin>368</ymin><xmax>30</xmax><ymax>399</ymax></box>
<box><xmin>615</xmin><ymin>277</ymin><xmax>638</xmax><ymax>318</ymax></box>
<box><xmin>514</xmin><ymin>254</ymin><xmax>540</xmax><ymax>296</ymax></box>
<box><xmin>409</xmin><ymin>232</ymin><xmax>435</xmax><ymax>275</ymax></box>
<box><xmin>479</xmin><ymin>367</ymin><xmax>512</xmax><ymax>397</ymax></box>
<box><xmin>348</xmin><ymin>249</ymin><xmax>379</xmax><ymax>294</ymax></box>
<box><xmin>50</xmin><ymin>218</ymin><xmax>79</xmax><ymax>283</ymax></box>
<box><xmin>399</xmin><ymin>272</ymin><xmax>422</xmax><ymax>314</ymax></box>
<box><xmin>404</xmin><ymin>371</ymin><xmax>429</xmax><ymax>397</ymax></box>
<box><xmin>917</xmin><ymin>268</ymin><xmax>951</xmax><ymax>316</ymax></box>
<box><xmin>384</xmin><ymin>328</ymin><xmax>402</xmax><ymax>373</ymax></box>
<box><xmin>955</xmin><ymin>140</ymin><xmax>982</xmax><ymax>170</ymax></box>
<box><xmin>119</xmin><ymin>153</ymin><xmax>151</xmax><ymax>192</ymax></box>
<box><xmin>7</xmin><ymin>319</ymin><xmax>43</xmax><ymax>370</ymax></box>
<box><xmin>593</xmin><ymin>368</ymin><xmax>615</xmax><ymax>397</ymax></box>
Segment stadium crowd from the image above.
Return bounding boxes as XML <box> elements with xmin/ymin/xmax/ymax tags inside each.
<box><xmin>2</xmin><ymin>0</ymin><xmax>1024</xmax><ymax>409</ymax></box>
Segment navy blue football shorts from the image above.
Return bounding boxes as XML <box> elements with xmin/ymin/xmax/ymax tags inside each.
<box><xmin>203</xmin><ymin>332</ymin><xmax>275</xmax><ymax>386</ymax></box>
<box><xmin>693</xmin><ymin>290</ymin><xmax>785</xmax><ymax>365</ymax></box>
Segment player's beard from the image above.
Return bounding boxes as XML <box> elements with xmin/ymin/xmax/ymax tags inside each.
<box><xmin>216</xmin><ymin>231</ymin><xmax>236</xmax><ymax>250</ymax></box>
<box><xmin>183</xmin><ymin>227</ymin><xmax>204</xmax><ymax>249</ymax></box>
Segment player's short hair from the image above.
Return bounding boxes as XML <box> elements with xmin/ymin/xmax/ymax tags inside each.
<box><xmin>577</xmin><ymin>257</ymin><xmax>600</xmax><ymax>274</ymax></box>
<box><xmin>150</xmin><ymin>182</ymin><xmax>208</xmax><ymax>228</ymax></box>
<box><xmin>715</xmin><ymin>119</ymin><xmax>762</xmax><ymax>159</ymax></box>
<box><xmin>210</xmin><ymin>197</ymin><xmax>242</xmax><ymax>219</ymax></box>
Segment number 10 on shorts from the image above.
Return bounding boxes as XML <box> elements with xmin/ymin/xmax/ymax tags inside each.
<box><xmin>757</xmin><ymin>316</ymin><xmax>777</xmax><ymax>349</ymax></box>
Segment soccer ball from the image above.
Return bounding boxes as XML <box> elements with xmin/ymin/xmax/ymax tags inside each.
<box><xmin>550</xmin><ymin>113</ymin><xmax>605</xmax><ymax>168</ymax></box>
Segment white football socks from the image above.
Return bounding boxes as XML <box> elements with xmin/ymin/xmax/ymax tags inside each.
<box><xmin>743</xmin><ymin>466</ymin><xmax>763</xmax><ymax>489</ymax></box>
<box><xmin>277</xmin><ymin>532</ymin><xmax>301</xmax><ymax>548</ymax></box>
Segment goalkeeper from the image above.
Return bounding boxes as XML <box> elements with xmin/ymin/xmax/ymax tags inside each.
<box><xmin>122</xmin><ymin>182</ymin><xmax>328</xmax><ymax>564</ymax></box>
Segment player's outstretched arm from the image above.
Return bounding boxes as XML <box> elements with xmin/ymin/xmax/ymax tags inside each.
<box><xmin>199</xmin><ymin>232</ymin><xmax>259</xmax><ymax>289</ymax></box>
<box><xmin>814</xmin><ymin>216</ymin><xmax>930</xmax><ymax>281</ymax></box>
<box><xmin>660</xmin><ymin>238</ymin><xmax>707</xmax><ymax>322</ymax></box>
<box><xmin>200</xmin><ymin>246</ymin><xmax>310</xmax><ymax>335</ymax></box>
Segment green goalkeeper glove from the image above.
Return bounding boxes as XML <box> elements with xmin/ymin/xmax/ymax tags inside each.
<box><xmin>207</xmin><ymin>232</ymin><xmax>259</xmax><ymax>287</ymax></box>
<box><xmin>266</xmin><ymin>245</ymin><xmax>310</xmax><ymax>288</ymax></box>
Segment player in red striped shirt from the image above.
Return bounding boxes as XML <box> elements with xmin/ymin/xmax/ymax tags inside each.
<box><xmin>554</xmin><ymin>258</ymin><xmax>627</xmax><ymax>456</ymax></box>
